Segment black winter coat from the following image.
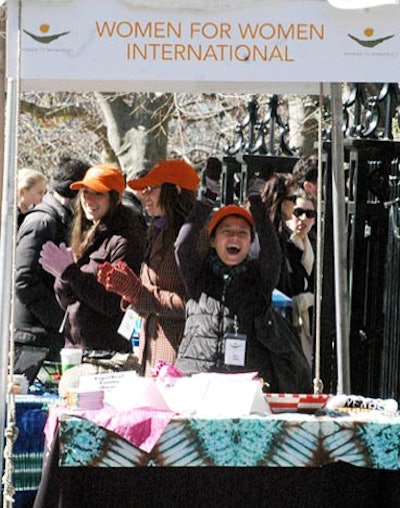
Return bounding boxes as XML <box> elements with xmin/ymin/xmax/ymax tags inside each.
<box><xmin>14</xmin><ymin>193</ymin><xmax>73</xmax><ymax>359</ymax></box>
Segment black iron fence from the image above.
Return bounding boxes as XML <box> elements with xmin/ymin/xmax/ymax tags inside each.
<box><xmin>222</xmin><ymin>84</ymin><xmax>400</xmax><ymax>398</ymax></box>
<box><xmin>381</xmin><ymin>158</ymin><xmax>400</xmax><ymax>399</ymax></box>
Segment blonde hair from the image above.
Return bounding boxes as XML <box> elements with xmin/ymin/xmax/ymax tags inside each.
<box><xmin>18</xmin><ymin>168</ymin><xmax>47</xmax><ymax>192</ymax></box>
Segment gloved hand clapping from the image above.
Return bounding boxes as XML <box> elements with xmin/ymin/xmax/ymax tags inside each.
<box><xmin>98</xmin><ymin>260</ymin><xmax>142</xmax><ymax>304</ymax></box>
<box><xmin>39</xmin><ymin>242</ymin><xmax>75</xmax><ymax>278</ymax></box>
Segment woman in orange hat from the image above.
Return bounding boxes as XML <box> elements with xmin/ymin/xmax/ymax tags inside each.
<box><xmin>174</xmin><ymin>197</ymin><xmax>272</xmax><ymax>378</ymax></box>
<box><xmin>172</xmin><ymin>162</ymin><xmax>298</xmax><ymax>387</ymax></box>
<box><xmin>39</xmin><ymin>164</ymin><xmax>147</xmax><ymax>353</ymax></box>
<box><xmin>97</xmin><ymin>159</ymin><xmax>200</xmax><ymax>376</ymax></box>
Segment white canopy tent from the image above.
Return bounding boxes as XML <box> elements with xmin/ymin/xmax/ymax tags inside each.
<box><xmin>1</xmin><ymin>0</ymin><xmax>399</xmax><ymax>496</ymax></box>
<box><xmin>4</xmin><ymin>0</ymin><xmax>400</xmax><ymax>92</ymax></box>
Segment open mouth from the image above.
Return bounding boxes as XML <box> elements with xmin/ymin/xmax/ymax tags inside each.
<box><xmin>226</xmin><ymin>246</ymin><xmax>240</xmax><ymax>255</ymax></box>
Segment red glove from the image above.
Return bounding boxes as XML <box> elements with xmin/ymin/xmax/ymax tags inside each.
<box><xmin>97</xmin><ymin>260</ymin><xmax>142</xmax><ymax>304</ymax></box>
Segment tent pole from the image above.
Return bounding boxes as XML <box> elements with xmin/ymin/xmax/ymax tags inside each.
<box><xmin>330</xmin><ymin>82</ymin><xmax>351</xmax><ymax>394</ymax></box>
<box><xmin>0</xmin><ymin>77</ymin><xmax>19</xmax><ymax>487</ymax></box>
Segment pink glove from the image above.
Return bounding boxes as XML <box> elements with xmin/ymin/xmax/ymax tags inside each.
<box><xmin>39</xmin><ymin>242</ymin><xmax>75</xmax><ymax>278</ymax></box>
<box><xmin>97</xmin><ymin>260</ymin><xmax>142</xmax><ymax>304</ymax></box>
<box><xmin>152</xmin><ymin>360</ymin><xmax>185</xmax><ymax>381</ymax></box>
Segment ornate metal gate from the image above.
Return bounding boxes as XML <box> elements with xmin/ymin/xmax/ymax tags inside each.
<box><xmin>223</xmin><ymin>84</ymin><xmax>400</xmax><ymax>398</ymax></box>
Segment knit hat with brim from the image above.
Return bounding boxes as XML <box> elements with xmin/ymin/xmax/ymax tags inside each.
<box><xmin>208</xmin><ymin>204</ymin><xmax>255</xmax><ymax>237</ymax></box>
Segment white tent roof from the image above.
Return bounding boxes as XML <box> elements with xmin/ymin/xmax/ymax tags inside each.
<box><xmin>3</xmin><ymin>0</ymin><xmax>397</xmax><ymax>8</ymax></box>
<box><xmin>6</xmin><ymin>0</ymin><xmax>400</xmax><ymax>93</ymax></box>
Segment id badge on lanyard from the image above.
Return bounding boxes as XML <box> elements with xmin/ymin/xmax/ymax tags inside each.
<box><xmin>225</xmin><ymin>332</ymin><xmax>247</xmax><ymax>366</ymax></box>
<box><xmin>118</xmin><ymin>308</ymin><xmax>142</xmax><ymax>342</ymax></box>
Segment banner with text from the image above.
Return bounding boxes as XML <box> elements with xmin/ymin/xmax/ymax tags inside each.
<box><xmin>7</xmin><ymin>0</ymin><xmax>400</xmax><ymax>92</ymax></box>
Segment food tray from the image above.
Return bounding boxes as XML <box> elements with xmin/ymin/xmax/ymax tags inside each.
<box><xmin>265</xmin><ymin>393</ymin><xmax>331</xmax><ymax>414</ymax></box>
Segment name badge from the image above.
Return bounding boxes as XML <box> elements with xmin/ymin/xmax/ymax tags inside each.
<box><xmin>118</xmin><ymin>308</ymin><xmax>141</xmax><ymax>341</ymax></box>
<box><xmin>225</xmin><ymin>333</ymin><xmax>247</xmax><ymax>366</ymax></box>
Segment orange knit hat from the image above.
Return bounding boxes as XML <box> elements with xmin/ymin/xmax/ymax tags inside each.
<box><xmin>70</xmin><ymin>165</ymin><xmax>125</xmax><ymax>197</ymax></box>
<box><xmin>208</xmin><ymin>204</ymin><xmax>255</xmax><ymax>237</ymax></box>
<box><xmin>128</xmin><ymin>160</ymin><xmax>199</xmax><ymax>192</ymax></box>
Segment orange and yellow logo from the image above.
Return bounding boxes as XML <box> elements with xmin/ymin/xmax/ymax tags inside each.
<box><xmin>24</xmin><ymin>23</ymin><xmax>70</xmax><ymax>44</ymax></box>
<box><xmin>348</xmin><ymin>27</ymin><xmax>394</xmax><ymax>48</ymax></box>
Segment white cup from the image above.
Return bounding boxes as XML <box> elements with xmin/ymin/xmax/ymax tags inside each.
<box><xmin>8</xmin><ymin>375</ymin><xmax>29</xmax><ymax>395</ymax></box>
<box><xmin>60</xmin><ymin>348</ymin><xmax>83</xmax><ymax>374</ymax></box>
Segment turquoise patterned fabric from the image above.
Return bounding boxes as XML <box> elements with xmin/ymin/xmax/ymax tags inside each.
<box><xmin>58</xmin><ymin>414</ymin><xmax>400</xmax><ymax>470</ymax></box>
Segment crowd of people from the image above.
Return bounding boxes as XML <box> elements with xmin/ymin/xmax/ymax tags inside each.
<box><xmin>13</xmin><ymin>154</ymin><xmax>320</xmax><ymax>393</ymax></box>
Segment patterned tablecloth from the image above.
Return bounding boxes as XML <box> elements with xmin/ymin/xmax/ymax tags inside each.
<box><xmin>56</xmin><ymin>410</ymin><xmax>400</xmax><ymax>470</ymax></box>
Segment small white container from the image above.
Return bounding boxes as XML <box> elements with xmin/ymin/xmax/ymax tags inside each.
<box><xmin>60</xmin><ymin>348</ymin><xmax>83</xmax><ymax>374</ymax></box>
<box><xmin>9</xmin><ymin>375</ymin><xmax>29</xmax><ymax>395</ymax></box>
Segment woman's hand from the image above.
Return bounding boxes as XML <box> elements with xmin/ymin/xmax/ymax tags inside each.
<box><xmin>39</xmin><ymin>242</ymin><xmax>75</xmax><ymax>278</ymax></box>
<box><xmin>97</xmin><ymin>260</ymin><xmax>142</xmax><ymax>304</ymax></box>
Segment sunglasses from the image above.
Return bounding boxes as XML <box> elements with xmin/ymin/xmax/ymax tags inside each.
<box><xmin>141</xmin><ymin>185</ymin><xmax>161</xmax><ymax>195</ymax></box>
<box><xmin>293</xmin><ymin>207</ymin><xmax>317</xmax><ymax>219</ymax></box>
<box><xmin>284</xmin><ymin>195</ymin><xmax>298</xmax><ymax>203</ymax></box>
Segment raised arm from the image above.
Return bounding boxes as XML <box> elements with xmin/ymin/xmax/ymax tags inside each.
<box><xmin>175</xmin><ymin>199</ymin><xmax>212</xmax><ymax>297</ymax></box>
<box><xmin>249</xmin><ymin>194</ymin><xmax>282</xmax><ymax>296</ymax></box>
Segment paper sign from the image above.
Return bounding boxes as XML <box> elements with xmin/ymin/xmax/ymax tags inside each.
<box><xmin>79</xmin><ymin>371</ymin><xmax>139</xmax><ymax>393</ymax></box>
<box><xmin>81</xmin><ymin>374</ymin><xmax>170</xmax><ymax>411</ymax></box>
<box><xmin>106</xmin><ymin>377</ymin><xmax>170</xmax><ymax>411</ymax></box>
<box><xmin>196</xmin><ymin>377</ymin><xmax>270</xmax><ymax>417</ymax></box>
<box><xmin>156</xmin><ymin>377</ymin><xmax>200</xmax><ymax>415</ymax></box>
<box><xmin>158</xmin><ymin>372</ymin><xmax>270</xmax><ymax>417</ymax></box>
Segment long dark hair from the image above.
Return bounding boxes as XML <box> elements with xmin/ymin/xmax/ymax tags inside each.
<box><xmin>262</xmin><ymin>173</ymin><xmax>297</xmax><ymax>235</ymax></box>
<box><xmin>149</xmin><ymin>183</ymin><xmax>196</xmax><ymax>237</ymax></box>
<box><xmin>70</xmin><ymin>190</ymin><xmax>120</xmax><ymax>258</ymax></box>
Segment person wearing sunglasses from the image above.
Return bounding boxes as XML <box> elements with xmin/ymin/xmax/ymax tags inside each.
<box><xmin>258</xmin><ymin>172</ymin><xmax>301</xmax><ymax>296</ymax></box>
<box><xmin>284</xmin><ymin>189</ymin><xmax>317</xmax><ymax>367</ymax></box>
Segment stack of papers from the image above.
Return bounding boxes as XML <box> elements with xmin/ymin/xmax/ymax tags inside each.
<box><xmin>65</xmin><ymin>388</ymin><xmax>104</xmax><ymax>410</ymax></box>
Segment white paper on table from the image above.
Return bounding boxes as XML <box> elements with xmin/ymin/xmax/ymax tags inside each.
<box><xmin>106</xmin><ymin>377</ymin><xmax>170</xmax><ymax>411</ymax></box>
<box><xmin>80</xmin><ymin>372</ymin><xmax>170</xmax><ymax>411</ymax></box>
<box><xmin>188</xmin><ymin>372</ymin><xmax>270</xmax><ymax>417</ymax></box>
<box><xmin>80</xmin><ymin>371</ymin><xmax>138</xmax><ymax>393</ymax></box>
<box><xmin>156</xmin><ymin>376</ymin><xmax>209</xmax><ymax>416</ymax></box>
<box><xmin>197</xmin><ymin>380</ymin><xmax>270</xmax><ymax>417</ymax></box>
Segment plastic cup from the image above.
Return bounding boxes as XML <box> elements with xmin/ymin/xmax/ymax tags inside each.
<box><xmin>60</xmin><ymin>348</ymin><xmax>83</xmax><ymax>374</ymax></box>
<box><xmin>8</xmin><ymin>375</ymin><xmax>29</xmax><ymax>395</ymax></box>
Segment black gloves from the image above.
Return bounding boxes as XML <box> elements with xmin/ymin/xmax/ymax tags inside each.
<box><xmin>247</xmin><ymin>176</ymin><xmax>266</xmax><ymax>198</ymax></box>
<box><xmin>202</xmin><ymin>157</ymin><xmax>222</xmax><ymax>203</ymax></box>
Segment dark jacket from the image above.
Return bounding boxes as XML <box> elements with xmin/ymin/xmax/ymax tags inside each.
<box><xmin>14</xmin><ymin>193</ymin><xmax>73</xmax><ymax>359</ymax></box>
<box><xmin>174</xmin><ymin>195</ymin><xmax>282</xmax><ymax>380</ymax></box>
<box><xmin>55</xmin><ymin>204</ymin><xmax>146</xmax><ymax>352</ymax></box>
<box><xmin>17</xmin><ymin>207</ymin><xmax>26</xmax><ymax>229</ymax></box>
<box><xmin>284</xmin><ymin>238</ymin><xmax>314</xmax><ymax>297</ymax></box>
